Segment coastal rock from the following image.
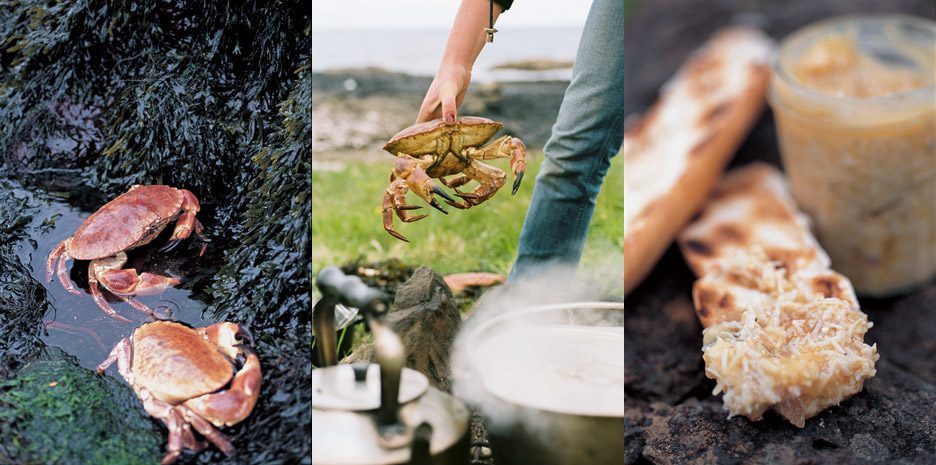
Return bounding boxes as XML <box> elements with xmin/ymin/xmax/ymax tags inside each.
<box><xmin>863</xmin><ymin>287</ymin><xmax>936</xmax><ymax>386</ymax></box>
<box><xmin>641</xmin><ymin>359</ymin><xmax>936</xmax><ymax>464</ymax></box>
<box><xmin>342</xmin><ymin>266</ymin><xmax>461</xmax><ymax>392</ymax></box>
<box><xmin>0</xmin><ymin>347</ymin><xmax>164</xmax><ymax>464</ymax></box>
<box><xmin>4</xmin><ymin>96</ymin><xmax>105</xmax><ymax>189</ymax></box>
<box><xmin>311</xmin><ymin>68</ymin><xmax>568</xmax><ymax>161</ymax></box>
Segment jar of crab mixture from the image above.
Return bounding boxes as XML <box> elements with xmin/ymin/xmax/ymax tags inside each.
<box><xmin>770</xmin><ymin>14</ymin><xmax>936</xmax><ymax>296</ymax></box>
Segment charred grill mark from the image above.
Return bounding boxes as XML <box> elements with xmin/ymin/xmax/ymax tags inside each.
<box><xmin>685</xmin><ymin>240</ymin><xmax>714</xmax><ymax>256</ymax></box>
<box><xmin>810</xmin><ymin>276</ymin><xmax>843</xmax><ymax>300</ymax></box>
<box><xmin>686</xmin><ymin>56</ymin><xmax>722</xmax><ymax>96</ymax></box>
<box><xmin>699</xmin><ymin>101</ymin><xmax>732</xmax><ymax>127</ymax></box>
<box><xmin>714</xmin><ymin>224</ymin><xmax>745</xmax><ymax>244</ymax></box>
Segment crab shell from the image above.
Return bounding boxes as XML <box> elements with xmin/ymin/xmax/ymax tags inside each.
<box><xmin>69</xmin><ymin>185</ymin><xmax>193</xmax><ymax>260</ymax></box>
<box><xmin>131</xmin><ymin>321</ymin><xmax>238</xmax><ymax>404</ymax></box>
<box><xmin>382</xmin><ymin>116</ymin><xmax>504</xmax><ymax>157</ymax></box>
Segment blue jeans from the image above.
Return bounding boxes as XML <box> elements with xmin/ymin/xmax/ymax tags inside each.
<box><xmin>509</xmin><ymin>0</ymin><xmax>628</xmax><ymax>281</ymax></box>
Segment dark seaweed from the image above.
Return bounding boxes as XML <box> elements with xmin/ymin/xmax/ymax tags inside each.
<box><xmin>0</xmin><ymin>1</ymin><xmax>311</xmax><ymax>463</ymax></box>
<box><xmin>0</xmin><ymin>188</ymin><xmax>46</xmax><ymax>380</ymax></box>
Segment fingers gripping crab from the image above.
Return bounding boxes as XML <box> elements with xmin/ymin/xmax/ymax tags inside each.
<box><xmin>45</xmin><ymin>185</ymin><xmax>207</xmax><ymax>322</ymax></box>
<box><xmin>381</xmin><ymin>116</ymin><xmax>527</xmax><ymax>241</ymax></box>
<box><xmin>96</xmin><ymin>321</ymin><xmax>261</xmax><ymax>464</ymax></box>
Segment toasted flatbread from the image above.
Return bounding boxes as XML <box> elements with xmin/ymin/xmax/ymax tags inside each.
<box><xmin>676</xmin><ymin>163</ymin><xmax>877</xmax><ymax>428</ymax></box>
<box><xmin>622</xmin><ymin>26</ymin><xmax>775</xmax><ymax>296</ymax></box>
<box><xmin>678</xmin><ymin>163</ymin><xmax>858</xmax><ymax>327</ymax></box>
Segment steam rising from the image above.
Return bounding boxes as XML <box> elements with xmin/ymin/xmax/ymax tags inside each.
<box><xmin>451</xmin><ymin>269</ymin><xmax>626</xmax><ymax>437</ymax></box>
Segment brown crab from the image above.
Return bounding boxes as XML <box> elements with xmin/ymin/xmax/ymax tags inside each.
<box><xmin>97</xmin><ymin>320</ymin><xmax>261</xmax><ymax>464</ymax></box>
<box><xmin>381</xmin><ymin>116</ymin><xmax>527</xmax><ymax>241</ymax></box>
<box><xmin>46</xmin><ymin>184</ymin><xmax>206</xmax><ymax>322</ymax></box>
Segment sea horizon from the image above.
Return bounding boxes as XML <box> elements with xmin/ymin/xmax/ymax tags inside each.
<box><xmin>312</xmin><ymin>26</ymin><xmax>583</xmax><ymax>83</ymax></box>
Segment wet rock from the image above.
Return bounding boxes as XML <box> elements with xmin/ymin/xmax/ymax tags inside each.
<box><xmin>343</xmin><ymin>266</ymin><xmax>462</xmax><ymax>392</ymax></box>
<box><xmin>641</xmin><ymin>360</ymin><xmax>936</xmax><ymax>464</ymax></box>
<box><xmin>0</xmin><ymin>347</ymin><xmax>164</xmax><ymax>465</ymax></box>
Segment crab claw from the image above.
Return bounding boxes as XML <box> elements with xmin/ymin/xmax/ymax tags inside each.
<box><xmin>432</xmin><ymin>185</ymin><xmax>456</xmax><ymax>203</ymax></box>
<box><xmin>512</xmin><ymin>169</ymin><xmax>525</xmax><ymax>196</ymax></box>
<box><xmin>158</xmin><ymin>239</ymin><xmax>182</xmax><ymax>253</ymax></box>
<box><xmin>429</xmin><ymin>198</ymin><xmax>449</xmax><ymax>215</ymax></box>
<box><xmin>403</xmin><ymin>164</ymin><xmax>450</xmax><ymax>215</ymax></box>
<box><xmin>184</xmin><ymin>343</ymin><xmax>261</xmax><ymax>428</ymax></box>
<box><xmin>509</xmin><ymin>138</ymin><xmax>526</xmax><ymax>196</ymax></box>
<box><xmin>430</xmin><ymin>186</ymin><xmax>453</xmax><ymax>214</ymax></box>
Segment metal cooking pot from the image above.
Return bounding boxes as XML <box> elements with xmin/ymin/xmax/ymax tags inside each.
<box><xmin>455</xmin><ymin>302</ymin><xmax>626</xmax><ymax>465</ymax></box>
<box><xmin>312</xmin><ymin>267</ymin><xmax>470</xmax><ymax>465</ymax></box>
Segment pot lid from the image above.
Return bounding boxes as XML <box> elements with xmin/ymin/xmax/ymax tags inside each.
<box><xmin>312</xmin><ymin>364</ymin><xmax>430</xmax><ymax>411</ymax></box>
<box><xmin>475</xmin><ymin>325</ymin><xmax>625</xmax><ymax>417</ymax></box>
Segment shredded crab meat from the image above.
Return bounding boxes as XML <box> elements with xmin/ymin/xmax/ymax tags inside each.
<box><xmin>701</xmin><ymin>250</ymin><xmax>878</xmax><ymax>427</ymax></box>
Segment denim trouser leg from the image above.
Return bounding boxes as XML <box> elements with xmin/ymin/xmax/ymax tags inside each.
<box><xmin>509</xmin><ymin>0</ymin><xmax>629</xmax><ymax>281</ymax></box>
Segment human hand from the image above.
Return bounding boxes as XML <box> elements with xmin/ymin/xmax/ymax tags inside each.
<box><xmin>415</xmin><ymin>0</ymin><xmax>502</xmax><ymax>125</ymax></box>
<box><xmin>416</xmin><ymin>64</ymin><xmax>471</xmax><ymax>124</ymax></box>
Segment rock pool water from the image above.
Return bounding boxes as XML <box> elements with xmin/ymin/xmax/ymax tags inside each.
<box><xmin>11</xmin><ymin>182</ymin><xmax>217</xmax><ymax>373</ymax></box>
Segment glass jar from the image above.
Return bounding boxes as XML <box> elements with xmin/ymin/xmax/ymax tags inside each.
<box><xmin>769</xmin><ymin>14</ymin><xmax>936</xmax><ymax>296</ymax></box>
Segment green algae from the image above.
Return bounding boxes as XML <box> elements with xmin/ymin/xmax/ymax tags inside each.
<box><xmin>0</xmin><ymin>348</ymin><xmax>163</xmax><ymax>465</ymax></box>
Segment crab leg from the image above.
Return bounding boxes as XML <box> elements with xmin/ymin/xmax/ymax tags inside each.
<box><xmin>463</xmin><ymin>135</ymin><xmax>527</xmax><ymax>195</ymax></box>
<box><xmin>45</xmin><ymin>239</ymin><xmax>65</xmax><ymax>282</ymax></box>
<box><xmin>442</xmin><ymin>161</ymin><xmax>506</xmax><ymax>209</ymax></box>
<box><xmin>185</xmin><ymin>344</ymin><xmax>261</xmax><ymax>427</ymax></box>
<box><xmin>47</xmin><ymin>238</ymin><xmax>82</xmax><ymax>295</ymax></box>
<box><xmin>88</xmin><ymin>253</ymin><xmax>177</xmax><ymax>320</ymax></box>
<box><xmin>96</xmin><ymin>336</ymin><xmax>130</xmax><ymax>374</ymax></box>
<box><xmin>179</xmin><ymin>405</ymin><xmax>234</xmax><ymax>455</ymax></box>
<box><xmin>159</xmin><ymin>189</ymin><xmax>207</xmax><ymax>255</ymax></box>
<box><xmin>382</xmin><ymin>177</ymin><xmax>425</xmax><ymax>242</ymax></box>
<box><xmin>88</xmin><ymin>269</ymin><xmax>133</xmax><ymax>323</ymax></box>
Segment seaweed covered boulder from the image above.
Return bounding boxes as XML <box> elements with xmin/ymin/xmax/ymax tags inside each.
<box><xmin>0</xmin><ymin>347</ymin><xmax>165</xmax><ymax>465</ymax></box>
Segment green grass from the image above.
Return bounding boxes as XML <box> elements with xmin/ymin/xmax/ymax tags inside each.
<box><xmin>312</xmin><ymin>151</ymin><xmax>626</xmax><ymax>295</ymax></box>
